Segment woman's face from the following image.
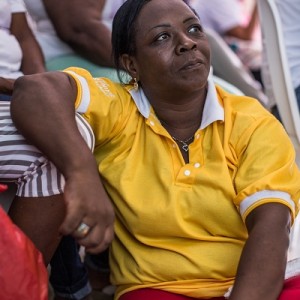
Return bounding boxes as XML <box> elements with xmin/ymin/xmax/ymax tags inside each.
<box><xmin>124</xmin><ymin>0</ymin><xmax>211</xmax><ymax>96</ymax></box>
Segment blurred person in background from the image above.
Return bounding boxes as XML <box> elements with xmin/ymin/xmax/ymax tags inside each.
<box><xmin>260</xmin><ymin>0</ymin><xmax>300</xmax><ymax>118</ymax></box>
<box><xmin>24</xmin><ymin>0</ymin><xmax>125</xmax><ymax>79</ymax></box>
<box><xmin>190</xmin><ymin>0</ymin><xmax>263</xmax><ymax>84</ymax></box>
<box><xmin>0</xmin><ymin>0</ymin><xmax>45</xmax><ymax>101</ymax></box>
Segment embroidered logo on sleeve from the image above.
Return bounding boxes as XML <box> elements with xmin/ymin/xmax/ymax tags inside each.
<box><xmin>94</xmin><ymin>78</ymin><xmax>115</xmax><ymax>98</ymax></box>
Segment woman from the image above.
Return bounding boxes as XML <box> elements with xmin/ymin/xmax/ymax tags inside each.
<box><xmin>4</xmin><ymin>0</ymin><xmax>300</xmax><ymax>299</ymax></box>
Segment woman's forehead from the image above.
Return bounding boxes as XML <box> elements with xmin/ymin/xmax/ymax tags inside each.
<box><xmin>142</xmin><ymin>0</ymin><xmax>191</xmax><ymax>14</ymax></box>
<box><xmin>136</xmin><ymin>0</ymin><xmax>197</xmax><ymax>29</ymax></box>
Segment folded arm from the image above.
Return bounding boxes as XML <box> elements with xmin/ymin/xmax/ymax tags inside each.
<box><xmin>10</xmin><ymin>72</ymin><xmax>115</xmax><ymax>253</ymax></box>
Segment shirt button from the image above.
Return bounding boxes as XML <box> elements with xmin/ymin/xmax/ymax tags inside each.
<box><xmin>150</xmin><ymin>121</ymin><xmax>155</xmax><ymax>126</ymax></box>
<box><xmin>184</xmin><ymin>170</ymin><xmax>191</xmax><ymax>176</ymax></box>
<box><xmin>172</xmin><ymin>143</ymin><xmax>177</xmax><ymax>148</ymax></box>
<box><xmin>196</xmin><ymin>134</ymin><xmax>200</xmax><ymax>139</ymax></box>
<box><xmin>194</xmin><ymin>163</ymin><xmax>201</xmax><ymax>168</ymax></box>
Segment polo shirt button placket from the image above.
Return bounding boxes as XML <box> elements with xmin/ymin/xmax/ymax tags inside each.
<box><xmin>194</xmin><ymin>163</ymin><xmax>201</xmax><ymax>168</ymax></box>
<box><xmin>184</xmin><ymin>169</ymin><xmax>191</xmax><ymax>176</ymax></box>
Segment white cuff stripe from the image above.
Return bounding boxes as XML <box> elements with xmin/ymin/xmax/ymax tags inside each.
<box><xmin>240</xmin><ymin>190</ymin><xmax>295</xmax><ymax>216</ymax></box>
<box><xmin>66</xmin><ymin>71</ymin><xmax>91</xmax><ymax>113</ymax></box>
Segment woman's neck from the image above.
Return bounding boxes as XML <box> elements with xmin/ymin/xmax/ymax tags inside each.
<box><xmin>143</xmin><ymin>85</ymin><xmax>207</xmax><ymax>164</ymax></box>
<box><xmin>148</xmin><ymin>87</ymin><xmax>207</xmax><ymax>141</ymax></box>
<box><xmin>157</xmin><ymin>106</ymin><xmax>202</xmax><ymax>139</ymax></box>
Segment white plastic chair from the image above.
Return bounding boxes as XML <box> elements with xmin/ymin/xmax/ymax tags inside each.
<box><xmin>205</xmin><ymin>28</ymin><xmax>269</xmax><ymax>108</ymax></box>
<box><xmin>257</xmin><ymin>0</ymin><xmax>300</xmax><ymax>159</ymax></box>
<box><xmin>257</xmin><ymin>0</ymin><xmax>300</xmax><ymax>262</ymax></box>
<box><xmin>212</xmin><ymin>75</ymin><xmax>245</xmax><ymax>96</ymax></box>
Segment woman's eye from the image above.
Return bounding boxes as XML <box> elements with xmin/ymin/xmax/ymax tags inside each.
<box><xmin>156</xmin><ymin>33</ymin><xmax>169</xmax><ymax>41</ymax></box>
<box><xmin>188</xmin><ymin>25</ymin><xmax>202</xmax><ymax>34</ymax></box>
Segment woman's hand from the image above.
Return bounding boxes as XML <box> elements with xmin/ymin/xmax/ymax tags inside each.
<box><xmin>60</xmin><ymin>164</ymin><xmax>115</xmax><ymax>253</ymax></box>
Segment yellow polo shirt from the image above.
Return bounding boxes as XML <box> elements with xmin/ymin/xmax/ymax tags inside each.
<box><xmin>65</xmin><ymin>67</ymin><xmax>300</xmax><ymax>299</ymax></box>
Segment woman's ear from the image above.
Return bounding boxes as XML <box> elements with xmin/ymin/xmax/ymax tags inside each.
<box><xmin>121</xmin><ymin>54</ymin><xmax>139</xmax><ymax>80</ymax></box>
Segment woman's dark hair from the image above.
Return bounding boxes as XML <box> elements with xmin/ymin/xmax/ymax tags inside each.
<box><xmin>112</xmin><ymin>0</ymin><xmax>192</xmax><ymax>83</ymax></box>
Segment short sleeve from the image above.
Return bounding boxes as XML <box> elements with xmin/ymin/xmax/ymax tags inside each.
<box><xmin>64</xmin><ymin>67</ymin><xmax>135</xmax><ymax>146</ymax></box>
<box><xmin>233</xmin><ymin>116</ymin><xmax>300</xmax><ymax>223</ymax></box>
<box><xmin>8</xmin><ymin>0</ymin><xmax>26</xmax><ymax>13</ymax></box>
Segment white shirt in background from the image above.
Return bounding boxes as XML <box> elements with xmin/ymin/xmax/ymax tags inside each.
<box><xmin>0</xmin><ymin>0</ymin><xmax>26</xmax><ymax>79</ymax></box>
<box><xmin>24</xmin><ymin>0</ymin><xmax>126</xmax><ymax>62</ymax></box>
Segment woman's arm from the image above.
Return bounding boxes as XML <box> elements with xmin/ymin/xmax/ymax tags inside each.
<box><xmin>11</xmin><ymin>72</ymin><xmax>115</xmax><ymax>253</ymax></box>
<box><xmin>43</xmin><ymin>0</ymin><xmax>114</xmax><ymax>67</ymax></box>
<box><xmin>10</xmin><ymin>12</ymin><xmax>46</xmax><ymax>74</ymax></box>
<box><xmin>229</xmin><ymin>203</ymin><xmax>290</xmax><ymax>300</ymax></box>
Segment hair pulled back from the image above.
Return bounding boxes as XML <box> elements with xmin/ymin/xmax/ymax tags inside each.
<box><xmin>111</xmin><ymin>0</ymin><xmax>193</xmax><ymax>83</ymax></box>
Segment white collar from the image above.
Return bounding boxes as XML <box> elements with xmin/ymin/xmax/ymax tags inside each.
<box><xmin>129</xmin><ymin>77</ymin><xmax>224</xmax><ymax>129</ymax></box>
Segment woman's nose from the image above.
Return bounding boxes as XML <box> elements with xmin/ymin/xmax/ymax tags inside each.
<box><xmin>175</xmin><ymin>34</ymin><xmax>197</xmax><ymax>54</ymax></box>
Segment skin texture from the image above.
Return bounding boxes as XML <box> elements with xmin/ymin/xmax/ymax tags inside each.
<box><xmin>8</xmin><ymin>194</ymin><xmax>66</xmax><ymax>264</ymax></box>
<box><xmin>43</xmin><ymin>0</ymin><xmax>114</xmax><ymax>67</ymax></box>
<box><xmin>10</xmin><ymin>0</ymin><xmax>291</xmax><ymax>298</ymax></box>
<box><xmin>0</xmin><ymin>12</ymin><xmax>45</xmax><ymax>95</ymax></box>
<box><xmin>230</xmin><ymin>203</ymin><xmax>290</xmax><ymax>300</ymax></box>
<box><xmin>10</xmin><ymin>12</ymin><xmax>45</xmax><ymax>74</ymax></box>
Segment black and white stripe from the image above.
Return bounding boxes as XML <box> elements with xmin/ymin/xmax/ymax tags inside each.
<box><xmin>0</xmin><ymin>102</ymin><xmax>95</xmax><ymax>197</ymax></box>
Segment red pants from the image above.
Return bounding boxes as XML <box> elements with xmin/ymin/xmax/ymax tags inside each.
<box><xmin>120</xmin><ymin>275</ymin><xmax>300</xmax><ymax>300</ymax></box>
<box><xmin>119</xmin><ymin>289</ymin><xmax>223</xmax><ymax>300</ymax></box>
<box><xmin>278</xmin><ymin>275</ymin><xmax>300</xmax><ymax>299</ymax></box>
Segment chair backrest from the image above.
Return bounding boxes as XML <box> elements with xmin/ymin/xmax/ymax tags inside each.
<box><xmin>257</xmin><ymin>0</ymin><xmax>300</xmax><ymax>263</ymax></box>
<box><xmin>205</xmin><ymin>28</ymin><xmax>269</xmax><ymax>108</ymax></box>
<box><xmin>212</xmin><ymin>75</ymin><xmax>244</xmax><ymax>96</ymax></box>
<box><xmin>257</xmin><ymin>0</ymin><xmax>300</xmax><ymax>146</ymax></box>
